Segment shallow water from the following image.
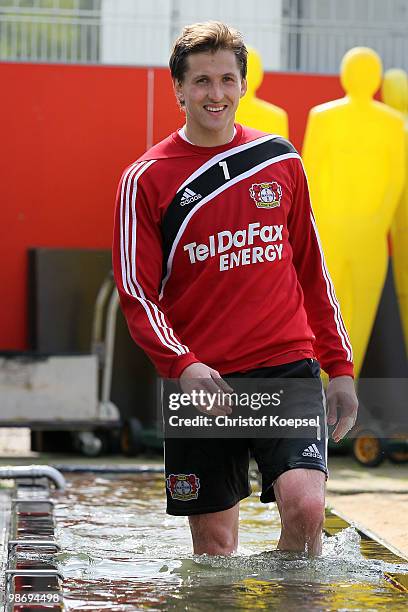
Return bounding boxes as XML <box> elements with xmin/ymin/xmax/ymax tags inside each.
<box><xmin>50</xmin><ymin>473</ymin><xmax>408</xmax><ymax>611</ymax></box>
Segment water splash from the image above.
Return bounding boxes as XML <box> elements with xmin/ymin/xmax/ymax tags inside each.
<box><xmin>185</xmin><ymin>527</ymin><xmax>408</xmax><ymax>585</ymax></box>
<box><xmin>56</xmin><ymin>526</ymin><xmax>408</xmax><ymax>586</ymax></box>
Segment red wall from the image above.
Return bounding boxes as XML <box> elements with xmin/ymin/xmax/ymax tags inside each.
<box><xmin>0</xmin><ymin>62</ymin><xmax>344</xmax><ymax>349</ymax></box>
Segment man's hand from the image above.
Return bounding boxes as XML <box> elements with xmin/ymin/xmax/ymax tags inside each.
<box><xmin>179</xmin><ymin>362</ymin><xmax>234</xmax><ymax>416</ymax></box>
<box><xmin>326</xmin><ymin>376</ymin><xmax>358</xmax><ymax>443</ymax></box>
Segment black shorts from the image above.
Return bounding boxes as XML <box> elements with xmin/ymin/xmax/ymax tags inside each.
<box><xmin>164</xmin><ymin>358</ymin><xmax>328</xmax><ymax>516</ymax></box>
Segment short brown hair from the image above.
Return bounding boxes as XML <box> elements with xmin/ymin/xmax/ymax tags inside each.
<box><xmin>169</xmin><ymin>21</ymin><xmax>247</xmax><ymax>83</ymax></box>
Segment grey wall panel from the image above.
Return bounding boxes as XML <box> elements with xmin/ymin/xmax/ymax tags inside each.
<box><xmin>28</xmin><ymin>248</ymin><xmax>157</xmax><ymax>425</ymax></box>
<box><xmin>28</xmin><ymin>248</ymin><xmax>111</xmax><ymax>353</ymax></box>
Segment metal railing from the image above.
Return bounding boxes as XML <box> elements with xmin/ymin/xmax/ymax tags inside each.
<box><xmin>281</xmin><ymin>22</ymin><xmax>408</xmax><ymax>73</ymax></box>
<box><xmin>0</xmin><ymin>0</ymin><xmax>101</xmax><ymax>63</ymax></box>
<box><xmin>0</xmin><ymin>0</ymin><xmax>408</xmax><ymax>73</ymax></box>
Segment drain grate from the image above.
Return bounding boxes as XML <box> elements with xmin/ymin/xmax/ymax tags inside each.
<box><xmin>3</xmin><ymin>470</ymin><xmax>65</xmax><ymax>611</ymax></box>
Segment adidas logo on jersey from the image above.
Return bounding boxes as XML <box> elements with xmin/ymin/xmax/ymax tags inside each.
<box><xmin>302</xmin><ymin>443</ymin><xmax>322</xmax><ymax>459</ymax></box>
<box><xmin>180</xmin><ymin>188</ymin><xmax>202</xmax><ymax>206</ymax></box>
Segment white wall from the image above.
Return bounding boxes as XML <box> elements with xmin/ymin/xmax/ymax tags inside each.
<box><xmin>100</xmin><ymin>0</ymin><xmax>283</xmax><ymax>70</ymax></box>
<box><xmin>100</xmin><ymin>0</ymin><xmax>173</xmax><ymax>66</ymax></box>
<box><xmin>171</xmin><ymin>0</ymin><xmax>283</xmax><ymax>70</ymax></box>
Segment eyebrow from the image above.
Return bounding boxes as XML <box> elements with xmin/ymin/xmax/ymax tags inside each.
<box><xmin>193</xmin><ymin>72</ymin><xmax>237</xmax><ymax>79</ymax></box>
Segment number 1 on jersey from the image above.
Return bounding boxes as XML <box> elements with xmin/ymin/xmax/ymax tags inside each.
<box><xmin>219</xmin><ymin>160</ymin><xmax>231</xmax><ymax>180</ymax></box>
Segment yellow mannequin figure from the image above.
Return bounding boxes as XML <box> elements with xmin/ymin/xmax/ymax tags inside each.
<box><xmin>302</xmin><ymin>48</ymin><xmax>405</xmax><ymax>377</ymax></box>
<box><xmin>236</xmin><ymin>46</ymin><xmax>288</xmax><ymax>138</ymax></box>
<box><xmin>382</xmin><ymin>68</ymin><xmax>408</xmax><ymax>350</ymax></box>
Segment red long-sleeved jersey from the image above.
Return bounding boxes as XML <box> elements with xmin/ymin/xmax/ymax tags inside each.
<box><xmin>112</xmin><ymin>124</ymin><xmax>353</xmax><ymax>379</ymax></box>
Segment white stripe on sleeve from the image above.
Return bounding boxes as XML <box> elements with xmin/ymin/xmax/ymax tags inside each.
<box><xmin>298</xmin><ymin>158</ymin><xmax>353</xmax><ymax>362</ymax></box>
<box><xmin>119</xmin><ymin>160</ymin><xmax>188</xmax><ymax>356</ymax></box>
<box><xmin>310</xmin><ymin>214</ymin><xmax>353</xmax><ymax>362</ymax></box>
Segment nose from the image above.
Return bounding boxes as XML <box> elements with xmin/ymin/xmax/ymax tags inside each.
<box><xmin>208</xmin><ymin>81</ymin><xmax>224</xmax><ymax>102</ymax></box>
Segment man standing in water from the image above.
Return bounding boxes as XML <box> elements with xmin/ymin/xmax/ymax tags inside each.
<box><xmin>113</xmin><ymin>21</ymin><xmax>358</xmax><ymax>556</ymax></box>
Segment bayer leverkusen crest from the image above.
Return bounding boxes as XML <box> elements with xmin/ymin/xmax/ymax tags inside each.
<box><xmin>249</xmin><ymin>181</ymin><xmax>282</xmax><ymax>208</ymax></box>
<box><xmin>166</xmin><ymin>473</ymin><xmax>200</xmax><ymax>501</ymax></box>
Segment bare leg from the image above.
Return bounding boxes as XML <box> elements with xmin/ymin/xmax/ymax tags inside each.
<box><xmin>274</xmin><ymin>468</ymin><xmax>326</xmax><ymax>556</ymax></box>
<box><xmin>188</xmin><ymin>503</ymin><xmax>239</xmax><ymax>555</ymax></box>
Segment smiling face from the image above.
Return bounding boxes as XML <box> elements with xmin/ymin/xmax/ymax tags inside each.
<box><xmin>174</xmin><ymin>49</ymin><xmax>247</xmax><ymax>147</ymax></box>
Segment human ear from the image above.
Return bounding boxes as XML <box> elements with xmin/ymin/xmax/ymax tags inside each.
<box><xmin>173</xmin><ymin>79</ymin><xmax>184</xmax><ymax>105</ymax></box>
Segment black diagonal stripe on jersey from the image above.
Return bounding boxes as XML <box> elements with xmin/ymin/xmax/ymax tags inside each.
<box><xmin>161</xmin><ymin>137</ymin><xmax>297</xmax><ymax>279</ymax></box>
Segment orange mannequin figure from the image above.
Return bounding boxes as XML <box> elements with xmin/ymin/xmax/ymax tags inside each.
<box><xmin>302</xmin><ymin>48</ymin><xmax>405</xmax><ymax>377</ymax></box>
<box><xmin>382</xmin><ymin>68</ymin><xmax>408</xmax><ymax>350</ymax></box>
<box><xmin>236</xmin><ymin>46</ymin><xmax>288</xmax><ymax>138</ymax></box>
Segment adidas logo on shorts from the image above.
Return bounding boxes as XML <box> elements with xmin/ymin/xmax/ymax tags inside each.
<box><xmin>302</xmin><ymin>443</ymin><xmax>322</xmax><ymax>459</ymax></box>
<box><xmin>180</xmin><ymin>188</ymin><xmax>202</xmax><ymax>206</ymax></box>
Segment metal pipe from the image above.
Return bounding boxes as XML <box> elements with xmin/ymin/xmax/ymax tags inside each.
<box><xmin>8</xmin><ymin>539</ymin><xmax>61</xmax><ymax>552</ymax></box>
<box><xmin>101</xmin><ymin>288</ymin><xmax>120</xmax><ymax>404</ymax></box>
<box><xmin>0</xmin><ymin>465</ymin><xmax>66</xmax><ymax>490</ymax></box>
<box><xmin>11</xmin><ymin>498</ymin><xmax>55</xmax><ymax>507</ymax></box>
<box><xmin>92</xmin><ymin>271</ymin><xmax>114</xmax><ymax>352</ymax></box>
<box><xmin>6</xmin><ymin>569</ymin><xmax>64</xmax><ymax>579</ymax></box>
<box><xmin>53</xmin><ymin>464</ymin><xmax>163</xmax><ymax>474</ymax></box>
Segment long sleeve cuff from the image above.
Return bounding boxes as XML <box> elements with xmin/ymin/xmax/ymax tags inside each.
<box><xmin>169</xmin><ymin>353</ymin><xmax>201</xmax><ymax>379</ymax></box>
<box><xmin>326</xmin><ymin>362</ymin><xmax>355</xmax><ymax>379</ymax></box>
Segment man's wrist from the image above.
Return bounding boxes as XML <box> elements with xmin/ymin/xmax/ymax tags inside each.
<box><xmin>329</xmin><ymin>374</ymin><xmax>354</xmax><ymax>381</ymax></box>
<box><xmin>171</xmin><ymin>354</ymin><xmax>200</xmax><ymax>379</ymax></box>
